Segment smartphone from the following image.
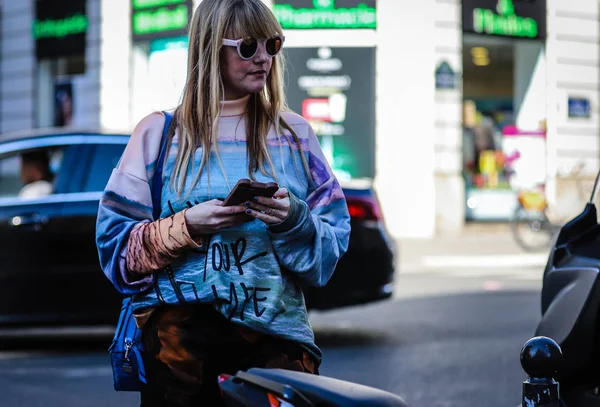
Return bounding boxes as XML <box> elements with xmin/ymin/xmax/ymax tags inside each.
<box><xmin>222</xmin><ymin>178</ymin><xmax>279</xmax><ymax>206</ymax></box>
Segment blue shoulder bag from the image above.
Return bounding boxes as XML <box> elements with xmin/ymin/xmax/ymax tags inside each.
<box><xmin>108</xmin><ymin>111</ymin><xmax>174</xmax><ymax>392</ymax></box>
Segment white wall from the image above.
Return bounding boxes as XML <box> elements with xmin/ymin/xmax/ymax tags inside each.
<box><xmin>433</xmin><ymin>0</ymin><xmax>463</xmax><ymax>235</ymax></box>
<box><xmin>514</xmin><ymin>42</ymin><xmax>546</xmax><ymax>131</ymax></box>
<box><xmin>375</xmin><ymin>0</ymin><xmax>437</xmax><ymax>238</ymax></box>
<box><xmin>130</xmin><ymin>45</ymin><xmax>152</xmax><ymax>127</ymax></box>
<box><xmin>545</xmin><ymin>0</ymin><xmax>600</xmax><ymax>209</ymax></box>
<box><xmin>0</xmin><ymin>1</ymin><xmax>35</xmax><ymax>133</ymax></box>
<box><xmin>99</xmin><ymin>0</ymin><xmax>131</xmax><ymax>130</ymax></box>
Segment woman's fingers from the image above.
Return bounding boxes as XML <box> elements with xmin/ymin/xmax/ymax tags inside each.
<box><xmin>244</xmin><ymin>207</ymin><xmax>280</xmax><ymax>224</ymax></box>
<box><xmin>190</xmin><ymin>196</ymin><xmax>290</xmax><ymax>230</ymax></box>
<box><xmin>245</xmin><ymin>201</ymin><xmax>286</xmax><ymax>220</ymax></box>
<box><xmin>214</xmin><ymin>204</ymin><xmax>248</xmax><ymax>216</ymax></box>
<box><xmin>252</xmin><ymin>196</ymin><xmax>289</xmax><ymax>211</ymax></box>
<box><xmin>273</xmin><ymin>188</ymin><xmax>289</xmax><ymax>199</ymax></box>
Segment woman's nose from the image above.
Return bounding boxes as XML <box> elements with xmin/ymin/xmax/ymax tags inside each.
<box><xmin>253</xmin><ymin>43</ymin><xmax>269</xmax><ymax>63</ymax></box>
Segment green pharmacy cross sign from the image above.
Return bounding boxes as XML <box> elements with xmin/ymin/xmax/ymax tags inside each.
<box><xmin>464</xmin><ymin>0</ymin><xmax>546</xmax><ymax>39</ymax></box>
<box><xmin>132</xmin><ymin>0</ymin><xmax>193</xmax><ymax>41</ymax></box>
<box><xmin>273</xmin><ymin>0</ymin><xmax>376</xmax><ymax>29</ymax></box>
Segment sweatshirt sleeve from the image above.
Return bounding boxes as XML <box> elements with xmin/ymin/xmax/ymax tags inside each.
<box><xmin>268</xmin><ymin>124</ymin><xmax>351</xmax><ymax>287</ymax></box>
<box><xmin>95</xmin><ymin>112</ymin><xmax>198</xmax><ymax>295</ymax></box>
<box><xmin>126</xmin><ymin>210</ymin><xmax>202</xmax><ymax>277</ymax></box>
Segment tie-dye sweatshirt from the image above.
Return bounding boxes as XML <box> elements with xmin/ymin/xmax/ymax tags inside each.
<box><xmin>96</xmin><ymin>96</ymin><xmax>351</xmax><ymax>361</ymax></box>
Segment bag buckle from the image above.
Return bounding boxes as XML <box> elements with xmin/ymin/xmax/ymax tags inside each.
<box><xmin>123</xmin><ymin>341</ymin><xmax>134</xmax><ymax>374</ymax></box>
<box><xmin>124</xmin><ymin>341</ymin><xmax>133</xmax><ymax>361</ymax></box>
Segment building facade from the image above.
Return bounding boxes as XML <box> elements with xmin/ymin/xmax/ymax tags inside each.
<box><xmin>1</xmin><ymin>0</ymin><xmax>598</xmax><ymax>238</ymax></box>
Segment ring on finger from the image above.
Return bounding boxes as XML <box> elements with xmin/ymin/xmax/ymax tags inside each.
<box><xmin>267</xmin><ymin>208</ymin><xmax>274</xmax><ymax>215</ymax></box>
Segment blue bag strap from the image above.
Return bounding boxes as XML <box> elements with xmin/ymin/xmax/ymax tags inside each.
<box><xmin>151</xmin><ymin>112</ymin><xmax>173</xmax><ymax>220</ymax></box>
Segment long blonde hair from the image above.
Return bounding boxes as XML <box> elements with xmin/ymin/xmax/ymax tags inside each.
<box><xmin>172</xmin><ymin>0</ymin><xmax>310</xmax><ymax>195</ymax></box>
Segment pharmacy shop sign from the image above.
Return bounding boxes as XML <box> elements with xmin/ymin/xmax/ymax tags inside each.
<box><xmin>132</xmin><ymin>0</ymin><xmax>193</xmax><ymax>42</ymax></box>
<box><xmin>273</xmin><ymin>0</ymin><xmax>376</xmax><ymax>29</ymax></box>
<box><xmin>462</xmin><ymin>0</ymin><xmax>546</xmax><ymax>40</ymax></box>
<box><xmin>34</xmin><ymin>0</ymin><xmax>88</xmax><ymax>59</ymax></box>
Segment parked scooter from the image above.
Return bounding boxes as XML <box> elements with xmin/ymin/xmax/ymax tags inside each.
<box><xmin>533</xmin><ymin>170</ymin><xmax>600</xmax><ymax>406</ymax></box>
<box><xmin>218</xmin><ymin>368</ymin><xmax>408</xmax><ymax>407</ymax></box>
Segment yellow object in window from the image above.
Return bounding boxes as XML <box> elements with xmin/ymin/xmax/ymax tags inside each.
<box><xmin>479</xmin><ymin>150</ymin><xmax>497</xmax><ymax>174</ymax></box>
<box><xmin>488</xmin><ymin>171</ymin><xmax>499</xmax><ymax>188</ymax></box>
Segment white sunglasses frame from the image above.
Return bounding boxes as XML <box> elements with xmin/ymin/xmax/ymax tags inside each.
<box><xmin>222</xmin><ymin>36</ymin><xmax>286</xmax><ymax>60</ymax></box>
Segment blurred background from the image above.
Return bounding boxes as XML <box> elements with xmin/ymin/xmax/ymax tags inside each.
<box><xmin>0</xmin><ymin>0</ymin><xmax>599</xmax><ymax>406</ymax></box>
<box><xmin>2</xmin><ymin>0</ymin><xmax>598</xmax><ymax>237</ymax></box>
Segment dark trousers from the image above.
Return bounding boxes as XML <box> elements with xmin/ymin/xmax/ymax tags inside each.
<box><xmin>139</xmin><ymin>304</ymin><xmax>318</xmax><ymax>407</ymax></box>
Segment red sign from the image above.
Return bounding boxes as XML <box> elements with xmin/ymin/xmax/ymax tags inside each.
<box><xmin>302</xmin><ymin>98</ymin><xmax>331</xmax><ymax>122</ymax></box>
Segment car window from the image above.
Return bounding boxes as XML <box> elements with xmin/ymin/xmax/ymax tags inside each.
<box><xmin>81</xmin><ymin>144</ymin><xmax>126</xmax><ymax>193</ymax></box>
<box><xmin>0</xmin><ymin>147</ymin><xmax>66</xmax><ymax>200</ymax></box>
<box><xmin>0</xmin><ymin>155</ymin><xmax>20</xmax><ymax>198</ymax></box>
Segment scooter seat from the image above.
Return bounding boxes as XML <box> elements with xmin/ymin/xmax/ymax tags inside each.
<box><xmin>244</xmin><ymin>368</ymin><xmax>408</xmax><ymax>407</ymax></box>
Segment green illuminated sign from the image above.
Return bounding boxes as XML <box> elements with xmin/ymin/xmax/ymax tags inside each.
<box><xmin>273</xmin><ymin>0</ymin><xmax>376</xmax><ymax>29</ymax></box>
<box><xmin>133</xmin><ymin>0</ymin><xmax>185</xmax><ymax>10</ymax></box>
<box><xmin>34</xmin><ymin>1</ymin><xmax>88</xmax><ymax>59</ymax></box>
<box><xmin>131</xmin><ymin>0</ymin><xmax>192</xmax><ymax>41</ymax></box>
<box><xmin>133</xmin><ymin>4</ymin><xmax>188</xmax><ymax>36</ymax></box>
<box><xmin>473</xmin><ymin>0</ymin><xmax>538</xmax><ymax>38</ymax></box>
<box><xmin>33</xmin><ymin>14</ymin><xmax>88</xmax><ymax>39</ymax></box>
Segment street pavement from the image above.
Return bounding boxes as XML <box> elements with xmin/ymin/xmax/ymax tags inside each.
<box><xmin>0</xmin><ymin>230</ymin><xmax>548</xmax><ymax>407</ymax></box>
<box><xmin>394</xmin><ymin>228</ymin><xmax>547</xmax><ymax>298</ymax></box>
<box><xmin>312</xmin><ymin>229</ymin><xmax>546</xmax><ymax>406</ymax></box>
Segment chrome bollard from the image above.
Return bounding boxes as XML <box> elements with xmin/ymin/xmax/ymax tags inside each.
<box><xmin>520</xmin><ymin>336</ymin><xmax>563</xmax><ymax>407</ymax></box>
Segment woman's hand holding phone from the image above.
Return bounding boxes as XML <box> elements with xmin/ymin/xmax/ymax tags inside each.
<box><xmin>244</xmin><ymin>188</ymin><xmax>291</xmax><ymax>226</ymax></box>
<box><xmin>183</xmin><ymin>199</ymin><xmax>250</xmax><ymax>238</ymax></box>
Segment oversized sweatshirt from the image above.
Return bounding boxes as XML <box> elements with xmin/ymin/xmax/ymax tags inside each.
<box><xmin>96</xmin><ymin>96</ymin><xmax>351</xmax><ymax>361</ymax></box>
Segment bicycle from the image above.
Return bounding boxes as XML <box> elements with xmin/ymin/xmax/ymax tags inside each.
<box><xmin>510</xmin><ymin>162</ymin><xmax>592</xmax><ymax>252</ymax></box>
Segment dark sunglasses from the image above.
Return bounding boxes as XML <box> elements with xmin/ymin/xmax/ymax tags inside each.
<box><xmin>222</xmin><ymin>36</ymin><xmax>285</xmax><ymax>60</ymax></box>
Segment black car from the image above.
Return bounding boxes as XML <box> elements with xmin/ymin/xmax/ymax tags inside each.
<box><xmin>0</xmin><ymin>129</ymin><xmax>396</xmax><ymax>328</ymax></box>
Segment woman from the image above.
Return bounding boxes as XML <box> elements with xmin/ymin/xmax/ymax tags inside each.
<box><xmin>96</xmin><ymin>0</ymin><xmax>350</xmax><ymax>405</ymax></box>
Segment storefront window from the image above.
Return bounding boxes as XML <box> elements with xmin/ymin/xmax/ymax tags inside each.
<box><xmin>462</xmin><ymin>34</ymin><xmax>546</xmax><ymax>221</ymax></box>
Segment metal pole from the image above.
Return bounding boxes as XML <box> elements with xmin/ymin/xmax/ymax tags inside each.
<box><xmin>521</xmin><ymin>336</ymin><xmax>563</xmax><ymax>407</ymax></box>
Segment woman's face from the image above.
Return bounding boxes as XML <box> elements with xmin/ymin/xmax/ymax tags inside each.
<box><xmin>220</xmin><ymin>33</ymin><xmax>273</xmax><ymax>100</ymax></box>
